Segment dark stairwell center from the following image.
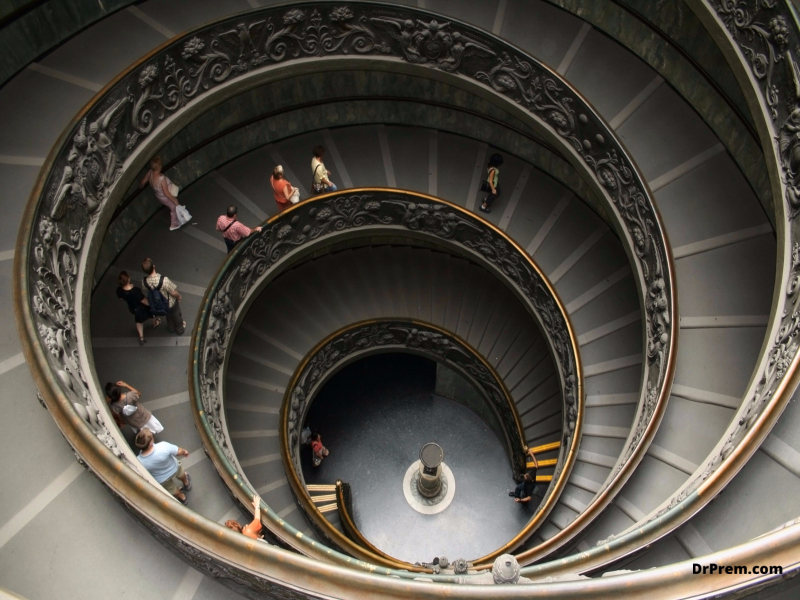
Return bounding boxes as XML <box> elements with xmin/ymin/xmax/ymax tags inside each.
<box><xmin>302</xmin><ymin>353</ymin><xmax>539</xmax><ymax>563</ymax></box>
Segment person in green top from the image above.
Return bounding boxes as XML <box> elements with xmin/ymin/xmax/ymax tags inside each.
<box><xmin>479</xmin><ymin>153</ymin><xmax>504</xmax><ymax>214</ymax></box>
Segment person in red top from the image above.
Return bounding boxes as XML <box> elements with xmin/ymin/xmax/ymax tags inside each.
<box><xmin>310</xmin><ymin>431</ymin><xmax>330</xmax><ymax>467</ymax></box>
<box><xmin>216</xmin><ymin>205</ymin><xmax>262</xmax><ymax>253</ymax></box>
<box><xmin>270</xmin><ymin>165</ymin><xmax>300</xmax><ymax>213</ymax></box>
<box><xmin>225</xmin><ymin>493</ymin><xmax>263</xmax><ymax>539</ymax></box>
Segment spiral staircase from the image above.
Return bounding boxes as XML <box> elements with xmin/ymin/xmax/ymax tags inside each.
<box><xmin>2</xmin><ymin>0</ymin><xmax>800</xmax><ymax>598</ymax></box>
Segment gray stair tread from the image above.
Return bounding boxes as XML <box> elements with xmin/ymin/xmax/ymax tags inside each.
<box><xmin>384</xmin><ymin>125</ymin><xmax>430</xmax><ymax>193</ymax></box>
<box><xmin>499</xmin><ymin>0</ymin><xmax>585</xmax><ymax>69</ymax></box>
<box><xmin>655</xmin><ymin>152</ymin><xmax>771</xmax><ymax>248</ymax></box>
<box><xmin>454</xmin><ymin>266</ymin><xmax>490</xmax><ymax>341</ymax></box>
<box><xmin>136</xmin><ymin>0</ymin><xmax>254</xmax><ymax>40</ymax></box>
<box><xmin>580</xmin><ymin>322</ymin><xmax>642</xmax><ymax>367</ymax></box>
<box><xmin>329</xmin><ymin>125</ymin><xmax>388</xmax><ymax>188</ymax></box>
<box><xmin>555</xmin><ymin>233</ymin><xmax>630</xmax><ymax>306</ymax></box>
<box><xmin>436</xmin><ymin>131</ymin><xmax>486</xmax><ymax>207</ymax></box>
<box><xmin>502</xmin><ymin>337</ymin><xmax>548</xmax><ymax>389</ymax></box>
<box><xmin>562</xmin><ymin>27</ymin><xmax>657</xmax><ymax>121</ymax></box>
<box><xmin>617</xmin><ymin>84</ymin><xmax>720</xmax><ymax>182</ymax></box>
<box><xmin>675</xmin><ymin>236</ymin><xmax>775</xmax><ymax>316</ymax></box>
<box><xmin>444</xmin><ymin>256</ymin><xmax>470</xmax><ymax>333</ymax></box>
<box><xmin>504</xmin><ymin>169</ymin><xmax>568</xmax><ymax>250</ymax></box>
<box><xmin>0</xmin><ymin>68</ymin><xmax>93</xmax><ymax>156</ymax></box>
<box><xmin>533</xmin><ymin>199</ymin><xmax>604</xmax><ymax>275</ymax></box>
<box><xmin>39</xmin><ymin>8</ymin><xmax>168</xmax><ymax>87</ymax></box>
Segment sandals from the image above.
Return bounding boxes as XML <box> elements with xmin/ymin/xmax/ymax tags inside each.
<box><xmin>176</xmin><ymin>495</ymin><xmax>188</xmax><ymax>506</ymax></box>
<box><xmin>152</xmin><ymin>318</ymin><xmax>161</xmax><ymax>329</ymax></box>
<box><xmin>182</xmin><ymin>473</ymin><xmax>192</xmax><ymax>492</ymax></box>
<box><xmin>138</xmin><ymin>337</ymin><xmax>147</xmax><ymax>346</ymax></box>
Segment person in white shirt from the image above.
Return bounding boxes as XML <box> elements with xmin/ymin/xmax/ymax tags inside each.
<box><xmin>311</xmin><ymin>146</ymin><xmax>337</xmax><ymax>194</ymax></box>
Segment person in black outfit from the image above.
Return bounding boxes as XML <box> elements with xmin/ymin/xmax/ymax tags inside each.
<box><xmin>510</xmin><ymin>452</ymin><xmax>538</xmax><ymax>503</ymax></box>
<box><xmin>116</xmin><ymin>270</ymin><xmax>159</xmax><ymax>345</ymax></box>
<box><xmin>479</xmin><ymin>153</ymin><xmax>503</xmax><ymax>214</ymax></box>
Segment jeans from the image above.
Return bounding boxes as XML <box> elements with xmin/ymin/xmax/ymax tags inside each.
<box><xmin>324</xmin><ymin>183</ymin><xmax>338</xmax><ymax>192</ymax></box>
<box><xmin>224</xmin><ymin>237</ymin><xmax>237</xmax><ymax>253</ymax></box>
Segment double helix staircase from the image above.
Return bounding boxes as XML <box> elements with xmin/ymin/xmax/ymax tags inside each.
<box><xmin>2</xmin><ymin>0</ymin><xmax>798</xmax><ymax>598</ymax></box>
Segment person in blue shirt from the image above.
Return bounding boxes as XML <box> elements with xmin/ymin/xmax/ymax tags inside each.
<box><xmin>135</xmin><ymin>428</ymin><xmax>192</xmax><ymax>505</ymax></box>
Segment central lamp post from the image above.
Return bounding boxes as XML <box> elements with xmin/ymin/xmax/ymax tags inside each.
<box><xmin>417</xmin><ymin>442</ymin><xmax>444</xmax><ymax>498</ymax></box>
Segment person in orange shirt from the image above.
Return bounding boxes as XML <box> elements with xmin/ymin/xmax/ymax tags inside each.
<box><xmin>270</xmin><ymin>165</ymin><xmax>300</xmax><ymax>213</ymax></box>
<box><xmin>225</xmin><ymin>493</ymin><xmax>264</xmax><ymax>539</ymax></box>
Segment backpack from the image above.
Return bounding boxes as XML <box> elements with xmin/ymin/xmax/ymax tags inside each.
<box><xmin>144</xmin><ymin>275</ymin><xmax>170</xmax><ymax>317</ymax></box>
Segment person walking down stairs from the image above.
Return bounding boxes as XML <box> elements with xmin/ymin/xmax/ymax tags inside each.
<box><xmin>135</xmin><ymin>428</ymin><xmax>192</xmax><ymax>506</ymax></box>
<box><xmin>479</xmin><ymin>153</ymin><xmax>504</xmax><ymax>214</ymax></box>
<box><xmin>225</xmin><ymin>494</ymin><xmax>265</xmax><ymax>540</ymax></box>
<box><xmin>216</xmin><ymin>205</ymin><xmax>262</xmax><ymax>253</ymax></box>
<box><xmin>311</xmin><ymin>146</ymin><xmax>337</xmax><ymax>194</ymax></box>
<box><xmin>115</xmin><ymin>270</ymin><xmax>159</xmax><ymax>345</ymax></box>
<box><xmin>141</xmin><ymin>258</ymin><xmax>186</xmax><ymax>335</ymax></box>
<box><xmin>269</xmin><ymin>165</ymin><xmax>300</xmax><ymax>213</ymax></box>
<box><xmin>105</xmin><ymin>380</ymin><xmax>164</xmax><ymax>434</ymax></box>
<box><xmin>140</xmin><ymin>156</ymin><xmax>185</xmax><ymax>231</ymax></box>
<box><xmin>311</xmin><ymin>432</ymin><xmax>330</xmax><ymax>467</ymax></box>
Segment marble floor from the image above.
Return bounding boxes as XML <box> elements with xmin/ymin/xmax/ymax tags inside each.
<box><xmin>302</xmin><ymin>354</ymin><xmax>538</xmax><ymax>564</ymax></box>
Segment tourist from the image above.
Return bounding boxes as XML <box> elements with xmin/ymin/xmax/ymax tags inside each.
<box><xmin>216</xmin><ymin>205</ymin><xmax>263</xmax><ymax>253</ymax></box>
<box><xmin>140</xmin><ymin>157</ymin><xmax>183</xmax><ymax>231</ymax></box>
<box><xmin>141</xmin><ymin>258</ymin><xmax>185</xmax><ymax>335</ymax></box>
<box><xmin>479</xmin><ymin>153</ymin><xmax>504</xmax><ymax>214</ymax></box>
<box><xmin>225</xmin><ymin>493</ymin><xmax>264</xmax><ymax>539</ymax></box>
<box><xmin>310</xmin><ymin>432</ymin><xmax>330</xmax><ymax>467</ymax></box>
<box><xmin>105</xmin><ymin>380</ymin><xmax>164</xmax><ymax>434</ymax></box>
<box><xmin>509</xmin><ymin>452</ymin><xmax>538</xmax><ymax>503</ymax></box>
<box><xmin>270</xmin><ymin>166</ymin><xmax>300</xmax><ymax>213</ymax></box>
<box><xmin>116</xmin><ymin>270</ymin><xmax>159</xmax><ymax>345</ymax></box>
<box><xmin>135</xmin><ymin>428</ymin><xmax>192</xmax><ymax>505</ymax></box>
<box><xmin>311</xmin><ymin>146</ymin><xmax>337</xmax><ymax>194</ymax></box>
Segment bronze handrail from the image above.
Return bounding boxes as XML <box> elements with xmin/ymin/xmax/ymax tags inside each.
<box><xmin>335</xmin><ymin>481</ymin><xmax>397</xmax><ymax>561</ymax></box>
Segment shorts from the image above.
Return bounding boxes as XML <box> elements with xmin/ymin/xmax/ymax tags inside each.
<box><xmin>159</xmin><ymin>462</ymin><xmax>186</xmax><ymax>495</ymax></box>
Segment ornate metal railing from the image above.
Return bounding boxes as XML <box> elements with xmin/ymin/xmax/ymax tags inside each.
<box><xmin>193</xmin><ymin>191</ymin><xmax>583</xmax><ymax>567</ymax></box>
<box><xmin>511</xmin><ymin>0</ymin><xmax>800</xmax><ymax>580</ymax></box>
<box><xmin>13</xmin><ymin>0</ymin><xmax>688</xmax><ymax>594</ymax></box>
<box><xmin>278</xmin><ymin>318</ymin><xmax>532</xmax><ymax>563</ymax></box>
<box><xmin>515</xmin><ymin>0</ymin><xmax>800</xmax><ymax>570</ymax></box>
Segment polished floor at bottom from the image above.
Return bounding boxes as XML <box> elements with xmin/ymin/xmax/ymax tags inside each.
<box><xmin>302</xmin><ymin>354</ymin><xmax>537</xmax><ymax>563</ymax></box>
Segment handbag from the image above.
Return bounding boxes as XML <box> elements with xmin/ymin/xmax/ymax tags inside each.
<box><xmin>168</xmin><ymin>179</ymin><xmax>180</xmax><ymax>197</ymax></box>
<box><xmin>176</xmin><ymin>205</ymin><xmax>192</xmax><ymax>226</ymax></box>
<box><xmin>480</xmin><ymin>180</ymin><xmax>491</xmax><ymax>193</ymax></box>
<box><xmin>311</xmin><ymin>164</ymin><xmax>325</xmax><ymax>195</ymax></box>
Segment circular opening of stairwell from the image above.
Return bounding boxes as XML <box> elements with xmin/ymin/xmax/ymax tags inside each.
<box><xmin>301</xmin><ymin>353</ymin><xmax>540</xmax><ymax>563</ymax></box>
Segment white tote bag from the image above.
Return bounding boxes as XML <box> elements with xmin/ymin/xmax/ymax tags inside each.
<box><xmin>167</xmin><ymin>179</ymin><xmax>180</xmax><ymax>198</ymax></box>
<box><xmin>175</xmin><ymin>205</ymin><xmax>192</xmax><ymax>226</ymax></box>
